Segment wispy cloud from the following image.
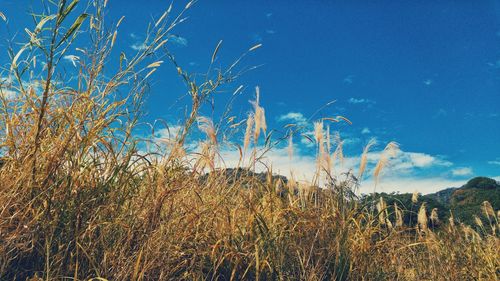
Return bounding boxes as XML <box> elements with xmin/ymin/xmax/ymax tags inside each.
<box><xmin>130</xmin><ymin>34</ymin><xmax>188</xmax><ymax>51</ymax></box>
<box><xmin>433</xmin><ymin>108</ymin><xmax>447</xmax><ymax>119</ymax></box>
<box><xmin>407</xmin><ymin>152</ymin><xmax>452</xmax><ymax>168</ymax></box>
<box><xmin>0</xmin><ymin>76</ymin><xmax>43</xmax><ymax>99</ymax></box>
<box><xmin>343</xmin><ymin>75</ymin><xmax>354</xmax><ymax>84</ymax></box>
<box><xmin>252</xmin><ymin>33</ymin><xmax>263</xmax><ymax>43</ymax></box>
<box><xmin>0</xmin><ymin>88</ymin><xmax>16</xmax><ymax>99</ymax></box>
<box><xmin>348</xmin><ymin>98</ymin><xmax>375</xmax><ymax>105</ymax></box>
<box><xmin>451</xmin><ymin>167</ymin><xmax>473</xmax><ymax>177</ymax></box>
<box><xmin>154</xmin><ymin>126</ymin><xmax>183</xmax><ymax>142</ymax></box>
<box><xmin>361</xmin><ymin>127</ymin><xmax>371</xmax><ymax>134</ymax></box>
<box><xmin>131</xmin><ymin>42</ymin><xmax>147</xmax><ymax>51</ymax></box>
<box><xmin>216</xmin><ymin>144</ymin><xmax>464</xmax><ymax>194</ymax></box>
<box><xmin>362</xmin><ymin>177</ymin><xmax>466</xmax><ymax>195</ymax></box>
<box><xmin>169</xmin><ymin>35</ymin><xmax>188</xmax><ymax>47</ymax></box>
<box><xmin>278</xmin><ymin>112</ymin><xmax>307</xmax><ymax>125</ymax></box>
<box><xmin>363</xmin><ymin>151</ymin><xmax>453</xmax><ymax>176</ymax></box>
<box><xmin>488</xmin><ymin>159</ymin><xmax>500</xmax><ymax>166</ymax></box>
<box><xmin>63</xmin><ymin>55</ymin><xmax>79</xmax><ymax>67</ymax></box>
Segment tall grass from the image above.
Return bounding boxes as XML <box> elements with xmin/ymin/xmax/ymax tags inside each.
<box><xmin>0</xmin><ymin>1</ymin><xmax>498</xmax><ymax>280</ymax></box>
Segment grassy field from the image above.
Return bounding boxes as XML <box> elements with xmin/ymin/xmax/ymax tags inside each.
<box><xmin>0</xmin><ymin>1</ymin><xmax>498</xmax><ymax>280</ymax></box>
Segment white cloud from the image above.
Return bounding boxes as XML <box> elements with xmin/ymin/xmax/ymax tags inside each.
<box><xmin>300</xmin><ymin>136</ymin><xmax>315</xmax><ymax>148</ymax></box>
<box><xmin>0</xmin><ymin>88</ymin><xmax>16</xmax><ymax>99</ymax></box>
<box><xmin>433</xmin><ymin>108</ymin><xmax>447</xmax><ymax>119</ymax></box>
<box><xmin>169</xmin><ymin>35</ymin><xmax>188</xmax><ymax>47</ymax></box>
<box><xmin>154</xmin><ymin>126</ymin><xmax>183</xmax><ymax>141</ymax></box>
<box><xmin>132</xmin><ymin>35</ymin><xmax>187</xmax><ymax>50</ymax></box>
<box><xmin>215</xmin><ymin>144</ymin><xmax>464</xmax><ymax>194</ymax></box>
<box><xmin>252</xmin><ymin>33</ymin><xmax>263</xmax><ymax>43</ymax></box>
<box><xmin>0</xmin><ymin>76</ymin><xmax>41</xmax><ymax>99</ymax></box>
<box><xmin>278</xmin><ymin>112</ymin><xmax>307</xmax><ymax>125</ymax></box>
<box><xmin>364</xmin><ymin>151</ymin><xmax>452</xmax><ymax>175</ymax></box>
<box><xmin>63</xmin><ymin>55</ymin><xmax>79</xmax><ymax>67</ymax></box>
<box><xmin>488</xmin><ymin>160</ymin><xmax>500</xmax><ymax>166</ymax></box>
<box><xmin>343</xmin><ymin>75</ymin><xmax>354</xmax><ymax>84</ymax></box>
<box><xmin>361</xmin><ymin>127</ymin><xmax>371</xmax><ymax>134</ymax></box>
<box><xmin>451</xmin><ymin>167</ymin><xmax>473</xmax><ymax>177</ymax></box>
<box><xmin>219</xmin><ymin>145</ymin><xmax>316</xmax><ymax>182</ymax></box>
<box><xmin>407</xmin><ymin>152</ymin><xmax>447</xmax><ymax>168</ymax></box>
<box><xmin>131</xmin><ymin>43</ymin><xmax>147</xmax><ymax>51</ymax></box>
<box><xmin>343</xmin><ymin>137</ymin><xmax>361</xmax><ymax>146</ymax></box>
<box><xmin>361</xmin><ymin>177</ymin><xmax>466</xmax><ymax>195</ymax></box>
<box><xmin>348</xmin><ymin>98</ymin><xmax>375</xmax><ymax>105</ymax></box>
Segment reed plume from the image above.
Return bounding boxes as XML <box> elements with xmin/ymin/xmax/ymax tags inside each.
<box><xmin>288</xmin><ymin>133</ymin><xmax>294</xmax><ymax>162</ymax></box>
<box><xmin>377</xmin><ymin>196</ymin><xmax>387</xmax><ymax>225</ymax></box>
<box><xmin>417</xmin><ymin>203</ymin><xmax>428</xmax><ymax>232</ymax></box>
<box><xmin>411</xmin><ymin>190</ymin><xmax>419</xmax><ymax>204</ymax></box>
<box><xmin>394</xmin><ymin>203</ymin><xmax>403</xmax><ymax>227</ymax></box>
<box><xmin>197</xmin><ymin>116</ymin><xmax>217</xmax><ymax>145</ymax></box>
<box><xmin>373</xmin><ymin>141</ymin><xmax>399</xmax><ymax>185</ymax></box>
<box><xmin>481</xmin><ymin>201</ymin><xmax>495</xmax><ymax>219</ymax></box>
<box><xmin>251</xmin><ymin>86</ymin><xmax>267</xmax><ymax>143</ymax></box>
<box><xmin>332</xmin><ymin>132</ymin><xmax>344</xmax><ymax>172</ymax></box>
<box><xmin>358</xmin><ymin>138</ymin><xmax>376</xmax><ymax>180</ymax></box>
<box><xmin>313</xmin><ymin>121</ymin><xmax>325</xmax><ymax>176</ymax></box>
<box><xmin>243</xmin><ymin>113</ymin><xmax>254</xmax><ymax>155</ymax></box>
<box><xmin>430</xmin><ymin>208</ymin><xmax>439</xmax><ymax>226</ymax></box>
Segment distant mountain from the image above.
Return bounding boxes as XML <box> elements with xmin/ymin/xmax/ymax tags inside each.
<box><xmin>427</xmin><ymin>187</ymin><xmax>458</xmax><ymax>205</ymax></box>
<box><xmin>446</xmin><ymin>177</ymin><xmax>500</xmax><ymax>225</ymax></box>
<box><xmin>428</xmin><ymin>177</ymin><xmax>499</xmax><ymax>205</ymax></box>
<box><xmin>203</xmin><ymin>170</ymin><xmax>499</xmax><ymax>227</ymax></box>
<box><xmin>370</xmin><ymin>176</ymin><xmax>499</xmax><ymax>227</ymax></box>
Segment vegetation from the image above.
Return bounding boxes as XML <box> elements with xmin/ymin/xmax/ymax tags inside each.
<box><xmin>371</xmin><ymin>176</ymin><xmax>500</xmax><ymax>228</ymax></box>
<box><xmin>0</xmin><ymin>1</ymin><xmax>498</xmax><ymax>280</ymax></box>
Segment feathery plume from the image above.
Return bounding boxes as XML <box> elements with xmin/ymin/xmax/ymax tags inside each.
<box><xmin>197</xmin><ymin>140</ymin><xmax>216</xmax><ymax>172</ymax></box>
<box><xmin>314</xmin><ymin>121</ymin><xmax>325</xmax><ymax>172</ymax></box>
<box><xmin>448</xmin><ymin>211</ymin><xmax>455</xmax><ymax>231</ymax></box>
<box><xmin>243</xmin><ymin>113</ymin><xmax>254</xmax><ymax>155</ymax></box>
<box><xmin>373</xmin><ymin>141</ymin><xmax>399</xmax><ymax>184</ymax></box>
<box><xmin>474</xmin><ymin>215</ymin><xmax>483</xmax><ymax>228</ymax></box>
<box><xmin>394</xmin><ymin>203</ymin><xmax>403</xmax><ymax>227</ymax></box>
<box><xmin>314</xmin><ymin>121</ymin><xmax>324</xmax><ymax>144</ymax></box>
<box><xmin>430</xmin><ymin>208</ymin><xmax>439</xmax><ymax>226</ymax></box>
<box><xmin>358</xmin><ymin>138</ymin><xmax>376</xmax><ymax>180</ymax></box>
<box><xmin>411</xmin><ymin>190</ymin><xmax>419</xmax><ymax>204</ymax></box>
<box><xmin>326</xmin><ymin>125</ymin><xmax>331</xmax><ymax>154</ymax></box>
<box><xmin>325</xmin><ymin>126</ymin><xmax>332</xmax><ymax>173</ymax></box>
<box><xmin>481</xmin><ymin>201</ymin><xmax>495</xmax><ymax>220</ymax></box>
<box><xmin>251</xmin><ymin>86</ymin><xmax>267</xmax><ymax>143</ymax></box>
<box><xmin>197</xmin><ymin>116</ymin><xmax>217</xmax><ymax>145</ymax></box>
<box><xmin>417</xmin><ymin>203</ymin><xmax>428</xmax><ymax>232</ymax></box>
<box><xmin>377</xmin><ymin>197</ymin><xmax>387</xmax><ymax>225</ymax></box>
<box><xmin>331</xmin><ymin>132</ymin><xmax>344</xmax><ymax>171</ymax></box>
<box><xmin>288</xmin><ymin>133</ymin><xmax>294</xmax><ymax>161</ymax></box>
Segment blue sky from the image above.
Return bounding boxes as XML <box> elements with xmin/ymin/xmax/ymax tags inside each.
<box><xmin>1</xmin><ymin>0</ymin><xmax>499</xmax><ymax>193</ymax></box>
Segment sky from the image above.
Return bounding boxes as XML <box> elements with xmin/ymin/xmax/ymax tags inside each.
<box><xmin>1</xmin><ymin>0</ymin><xmax>500</xmax><ymax>194</ymax></box>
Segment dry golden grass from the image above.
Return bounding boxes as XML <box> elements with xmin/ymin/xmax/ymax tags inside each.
<box><xmin>0</xmin><ymin>1</ymin><xmax>498</xmax><ymax>280</ymax></box>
